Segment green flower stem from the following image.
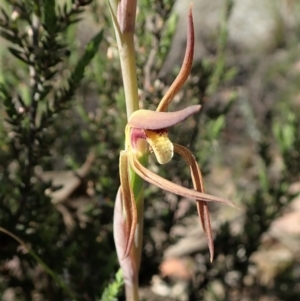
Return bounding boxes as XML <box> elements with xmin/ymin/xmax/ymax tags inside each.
<box><xmin>108</xmin><ymin>0</ymin><xmax>139</xmax><ymax>118</ymax></box>
<box><xmin>117</xmin><ymin>33</ymin><xmax>139</xmax><ymax>118</ymax></box>
<box><xmin>108</xmin><ymin>2</ymin><xmax>146</xmax><ymax>300</ymax></box>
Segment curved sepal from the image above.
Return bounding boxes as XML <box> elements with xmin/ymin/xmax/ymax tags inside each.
<box><xmin>174</xmin><ymin>143</ymin><xmax>214</xmax><ymax>262</ymax></box>
<box><xmin>119</xmin><ymin>151</ymin><xmax>137</xmax><ymax>258</ymax></box>
<box><xmin>129</xmin><ymin>152</ymin><xmax>236</xmax><ymax>207</ymax></box>
<box><xmin>156</xmin><ymin>5</ymin><xmax>195</xmax><ymax>112</ymax></box>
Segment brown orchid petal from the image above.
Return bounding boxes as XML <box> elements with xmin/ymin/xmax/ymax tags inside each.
<box><xmin>129</xmin><ymin>152</ymin><xmax>236</xmax><ymax>207</ymax></box>
<box><xmin>156</xmin><ymin>5</ymin><xmax>194</xmax><ymax>112</ymax></box>
<box><xmin>128</xmin><ymin>105</ymin><xmax>201</xmax><ymax>130</ymax></box>
<box><xmin>120</xmin><ymin>151</ymin><xmax>137</xmax><ymax>258</ymax></box>
<box><xmin>174</xmin><ymin>143</ymin><xmax>214</xmax><ymax>262</ymax></box>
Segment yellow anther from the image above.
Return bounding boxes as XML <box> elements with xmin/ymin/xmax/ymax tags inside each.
<box><xmin>144</xmin><ymin>129</ymin><xmax>174</xmax><ymax>164</ymax></box>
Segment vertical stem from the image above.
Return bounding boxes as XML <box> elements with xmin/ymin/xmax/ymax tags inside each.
<box><xmin>118</xmin><ymin>33</ymin><xmax>139</xmax><ymax>118</ymax></box>
<box><xmin>124</xmin><ymin>272</ymin><xmax>139</xmax><ymax>301</ymax></box>
<box><xmin>109</xmin><ymin>1</ymin><xmax>145</xmax><ymax>300</ymax></box>
<box><xmin>108</xmin><ymin>0</ymin><xmax>139</xmax><ymax>118</ymax></box>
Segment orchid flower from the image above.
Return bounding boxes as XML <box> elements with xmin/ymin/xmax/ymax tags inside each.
<box><xmin>109</xmin><ymin>2</ymin><xmax>235</xmax><ymax>300</ymax></box>
<box><xmin>116</xmin><ymin>7</ymin><xmax>234</xmax><ymax>263</ymax></box>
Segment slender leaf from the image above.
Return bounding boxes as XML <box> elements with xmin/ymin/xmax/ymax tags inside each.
<box><xmin>71</xmin><ymin>29</ymin><xmax>104</xmax><ymax>84</ymax></box>
<box><xmin>8</xmin><ymin>47</ymin><xmax>29</xmax><ymax>64</ymax></box>
<box><xmin>42</xmin><ymin>0</ymin><xmax>57</xmax><ymax>33</ymax></box>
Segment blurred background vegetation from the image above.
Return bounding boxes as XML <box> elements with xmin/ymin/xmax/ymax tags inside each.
<box><xmin>0</xmin><ymin>0</ymin><xmax>300</xmax><ymax>300</ymax></box>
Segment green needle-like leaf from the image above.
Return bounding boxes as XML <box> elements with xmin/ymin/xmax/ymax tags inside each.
<box><xmin>71</xmin><ymin>29</ymin><xmax>104</xmax><ymax>84</ymax></box>
<box><xmin>42</xmin><ymin>0</ymin><xmax>57</xmax><ymax>33</ymax></box>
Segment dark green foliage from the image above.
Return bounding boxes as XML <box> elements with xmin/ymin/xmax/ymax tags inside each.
<box><xmin>0</xmin><ymin>0</ymin><xmax>114</xmax><ymax>300</ymax></box>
